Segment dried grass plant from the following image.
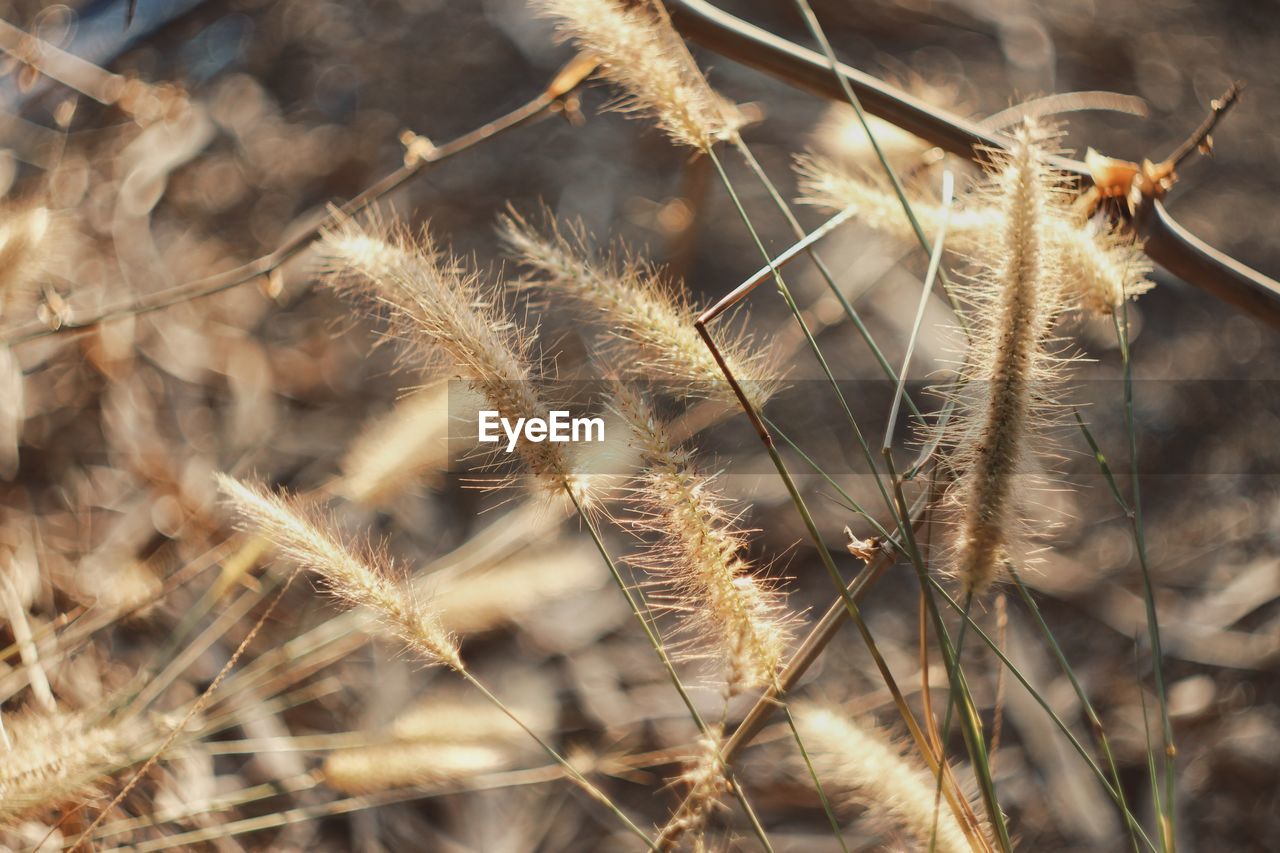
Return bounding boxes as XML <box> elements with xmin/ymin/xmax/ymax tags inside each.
<box><xmin>0</xmin><ymin>1</ymin><xmax>1270</xmax><ymax>851</ymax></box>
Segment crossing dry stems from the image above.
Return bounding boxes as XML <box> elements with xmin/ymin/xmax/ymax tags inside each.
<box><xmin>0</xmin><ymin>2</ymin><xmax>1271</xmax><ymax>851</ymax></box>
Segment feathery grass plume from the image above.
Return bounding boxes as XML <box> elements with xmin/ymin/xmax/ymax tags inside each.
<box><xmin>0</xmin><ymin>205</ymin><xmax>52</xmax><ymax>321</ymax></box>
<box><xmin>316</xmin><ymin>218</ymin><xmax>589</xmax><ymax>501</ymax></box>
<box><xmin>337</xmin><ymin>381</ymin><xmax>473</xmax><ymax>506</ymax></box>
<box><xmin>216</xmin><ymin>474</ymin><xmax>462</xmax><ymax>669</ymax></box>
<box><xmin>657</xmin><ymin>726</ymin><xmax>728</xmax><ymax>850</ymax></box>
<box><xmin>943</xmin><ymin>122</ymin><xmax>1071</xmax><ymax>596</ymax></box>
<box><xmin>393</xmin><ymin>694</ymin><xmax>549</xmax><ymax>746</ymax></box>
<box><xmin>322</xmin><ymin>742</ymin><xmax>510</xmax><ymax>795</ymax></box>
<box><xmin>795</xmin><ymin>153</ymin><xmax>1153</xmax><ymax>313</ymax></box>
<box><xmin>813</xmin><ymin>104</ymin><xmax>932</xmax><ymax>173</ymax></box>
<box><xmin>0</xmin><ymin>711</ymin><xmax>147</xmax><ymax>826</ymax></box>
<box><xmin>614</xmin><ymin>386</ymin><xmax>787</xmax><ymax>693</ymax></box>
<box><xmin>796</xmin><ymin>704</ymin><xmax>975</xmax><ymax>853</ymax></box>
<box><xmin>0</xmin><ymin>345</ymin><xmax>22</xmax><ymax>479</ymax></box>
<box><xmin>500</xmin><ymin>210</ymin><xmax>777</xmax><ymax>410</ymax></box>
<box><xmin>433</xmin><ymin>539</ymin><xmax>604</xmax><ymax>636</ymax></box>
<box><xmin>533</xmin><ymin>0</ymin><xmax>741</xmax><ymax>150</ymax></box>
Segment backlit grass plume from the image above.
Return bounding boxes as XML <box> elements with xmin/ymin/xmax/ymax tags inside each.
<box><xmin>942</xmin><ymin>122</ymin><xmax>1072</xmax><ymax>596</ymax></box>
<box><xmin>533</xmin><ymin>0</ymin><xmax>741</xmax><ymax>150</ymax></box>
<box><xmin>337</xmin><ymin>381</ymin><xmax>453</xmax><ymax>506</ymax></box>
<box><xmin>316</xmin><ymin>218</ymin><xmax>588</xmax><ymax>501</ymax></box>
<box><xmin>796</xmin><ymin>704</ymin><xmax>975</xmax><ymax>853</ymax></box>
<box><xmin>614</xmin><ymin>386</ymin><xmax>788</xmax><ymax>694</ymax></box>
<box><xmin>0</xmin><ymin>711</ymin><xmax>148</xmax><ymax>827</ymax></box>
<box><xmin>217</xmin><ymin>475</ymin><xmax>654</xmax><ymax>846</ymax></box>
<box><xmin>656</xmin><ymin>725</ymin><xmax>728</xmax><ymax>851</ymax></box>
<box><xmin>0</xmin><ymin>205</ymin><xmax>53</xmax><ymax>321</ymax></box>
<box><xmin>500</xmin><ymin>210</ymin><xmax>776</xmax><ymax>410</ymax></box>
<box><xmin>217</xmin><ymin>475</ymin><xmax>462</xmax><ymax>669</ymax></box>
<box><xmin>796</xmin><ymin>153</ymin><xmax>1153</xmax><ymax>314</ymax></box>
<box><xmin>323</xmin><ymin>742</ymin><xmax>510</xmax><ymax>795</ymax></box>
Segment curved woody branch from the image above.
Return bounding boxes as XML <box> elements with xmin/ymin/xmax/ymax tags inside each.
<box><xmin>665</xmin><ymin>0</ymin><xmax>1280</xmax><ymax>326</ymax></box>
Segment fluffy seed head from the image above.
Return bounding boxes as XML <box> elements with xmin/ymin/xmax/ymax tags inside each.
<box><xmin>217</xmin><ymin>474</ymin><xmax>462</xmax><ymax>669</ymax></box>
<box><xmin>338</xmin><ymin>381</ymin><xmax>456</xmax><ymax>506</ymax></box>
<box><xmin>795</xmin><ymin>153</ymin><xmax>1153</xmax><ymax>313</ymax></box>
<box><xmin>614</xmin><ymin>387</ymin><xmax>787</xmax><ymax>693</ymax></box>
<box><xmin>656</xmin><ymin>726</ymin><xmax>728</xmax><ymax>850</ymax></box>
<box><xmin>0</xmin><ymin>711</ymin><xmax>146</xmax><ymax>826</ymax></box>
<box><xmin>322</xmin><ymin>742</ymin><xmax>509</xmax><ymax>795</ymax></box>
<box><xmin>533</xmin><ymin>0</ymin><xmax>741</xmax><ymax>150</ymax></box>
<box><xmin>501</xmin><ymin>211</ymin><xmax>777</xmax><ymax>411</ymax></box>
<box><xmin>796</xmin><ymin>705</ymin><xmax>974</xmax><ymax>853</ymax></box>
<box><xmin>316</xmin><ymin>219</ymin><xmax>590</xmax><ymax>501</ymax></box>
<box><xmin>0</xmin><ymin>205</ymin><xmax>53</xmax><ymax>321</ymax></box>
<box><xmin>943</xmin><ymin>122</ymin><xmax>1070</xmax><ymax>595</ymax></box>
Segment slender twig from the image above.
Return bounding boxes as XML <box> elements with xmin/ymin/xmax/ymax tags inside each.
<box><xmin>1</xmin><ymin>56</ymin><xmax>598</xmax><ymax>347</ymax></box>
<box><xmin>663</xmin><ymin>0</ymin><xmax>1280</xmax><ymax>326</ymax></box>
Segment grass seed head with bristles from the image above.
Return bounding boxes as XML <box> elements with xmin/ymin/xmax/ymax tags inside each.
<box><xmin>941</xmin><ymin>121</ymin><xmax>1072</xmax><ymax>597</ymax></box>
<box><xmin>0</xmin><ymin>205</ymin><xmax>53</xmax><ymax>321</ymax></box>
<box><xmin>656</xmin><ymin>725</ymin><xmax>728</xmax><ymax>851</ymax></box>
<box><xmin>795</xmin><ymin>704</ymin><xmax>977</xmax><ymax>853</ymax></box>
<box><xmin>322</xmin><ymin>742</ymin><xmax>510</xmax><ymax>796</ymax></box>
<box><xmin>216</xmin><ymin>474</ymin><xmax>463</xmax><ymax>670</ymax></box>
<box><xmin>795</xmin><ymin>152</ymin><xmax>1154</xmax><ymax>313</ymax></box>
<box><xmin>0</xmin><ymin>710</ymin><xmax>150</xmax><ymax>827</ymax></box>
<box><xmin>613</xmin><ymin>385</ymin><xmax>788</xmax><ymax>694</ymax></box>
<box><xmin>316</xmin><ymin>217</ymin><xmax>591</xmax><ymax>502</ymax></box>
<box><xmin>337</xmin><ymin>381</ymin><xmax>481</xmax><ymax>507</ymax></box>
<box><xmin>500</xmin><ymin>209</ymin><xmax>778</xmax><ymax>411</ymax></box>
<box><xmin>532</xmin><ymin>0</ymin><xmax>742</xmax><ymax>151</ymax></box>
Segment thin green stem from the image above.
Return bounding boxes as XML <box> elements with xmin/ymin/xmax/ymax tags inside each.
<box><xmin>731</xmin><ymin>136</ymin><xmax>924</xmax><ymax>423</ymax></box>
<box><xmin>459</xmin><ymin>669</ymin><xmax>657</xmax><ymax>850</ymax></box>
<box><xmin>881</xmin><ymin>452</ymin><xmax>1011</xmax><ymax>852</ymax></box>
<box><xmin>1008</xmin><ymin>566</ymin><xmax>1143</xmax><ymax>853</ymax></box>
<box><xmin>930</xmin><ymin>579</ymin><xmax>1159</xmax><ymax>853</ymax></box>
<box><xmin>1114</xmin><ymin>306</ymin><xmax>1176</xmax><ymax>851</ymax></box>
<box><xmin>706</xmin><ymin>146</ymin><xmax>898</xmax><ymax>524</ymax></box>
<box><xmin>565</xmin><ymin>488</ymin><xmax>774</xmax><ymax>852</ymax></box>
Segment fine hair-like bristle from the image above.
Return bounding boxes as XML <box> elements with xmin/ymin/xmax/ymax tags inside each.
<box><xmin>316</xmin><ymin>218</ymin><xmax>589</xmax><ymax>501</ymax></box>
<box><xmin>500</xmin><ymin>210</ymin><xmax>777</xmax><ymax>411</ymax></box>
<box><xmin>614</xmin><ymin>386</ymin><xmax>788</xmax><ymax>693</ymax></box>
<box><xmin>795</xmin><ymin>153</ymin><xmax>1154</xmax><ymax>314</ymax></box>
<box><xmin>944</xmin><ymin>122</ymin><xmax>1070</xmax><ymax>596</ymax></box>
<box><xmin>795</xmin><ymin>704</ymin><xmax>974</xmax><ymax>853</ymax></box>
<box><xmin>533</xmin><ymin>0</ymin><xmax>741</xmax><ymax>150</ymax></box>
<box><xmin>216</xmin><ymin>474</ymin><xmax>462</xmax><ymax>669</ymax></box>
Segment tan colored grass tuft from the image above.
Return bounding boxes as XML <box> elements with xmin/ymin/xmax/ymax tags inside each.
<box><xmin>0</xmin><ymin>711</ymin><xmax>147</xmax><ymax>827</ymax></box>
<box><xmin>500</xmin><ymin>210</ymin><xmax>777</xmax><ymax>411</ymax></box>
<box><xmin>795</xmin><ymin>153</ymin><xmax>1153</xmax><ymax>314</ymax></box>
<box><xmin>322</xmin><ymin>742</ymin><xmax>510</xmax><ymax>795</ymax></box>
<box><xmin>656</xmin><ymin>726</ymin><xmax>728</xmax><ymax>851</ymax></box>
<box><xmin>942</xmin><ymin>122</ymin><xmax>1071</xmax><ymax>596</ymax></box>
<box><xmin>217</xmin><ymin>474</ymin><xmax>462</xmax><ymax>669</ymax></box>
<box><xmin>0</xmin><ymin>205</ymin><xmax>53</xmax><ymax>321</ymax></box>
<box><xmin>316</xmin><ymin>218</ymin><xmax>590</xmax><ymax>502</ymax></box>
<box><xmin>796</xmin><ymin>704</ymin><xmax>974</xmax><ymax>853</ymax></box>
<box><xmin>614</xmin><ymin>386</ymin><xmax>788</xmax><ymax>694</ymax></box>
<box><xmin>532</xmin><ymin>0</ymin><xmax>741</xmax><ymax>150</ymax></box>
<box><xmin>337</xmin><ymin>381</ymin><xmax>458</xmax><ymax>506</ymax></box>
<box><xmin>433</xmin><ymin>539</ymin><xmax>604</xmax><ymax>636</ymax></box>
